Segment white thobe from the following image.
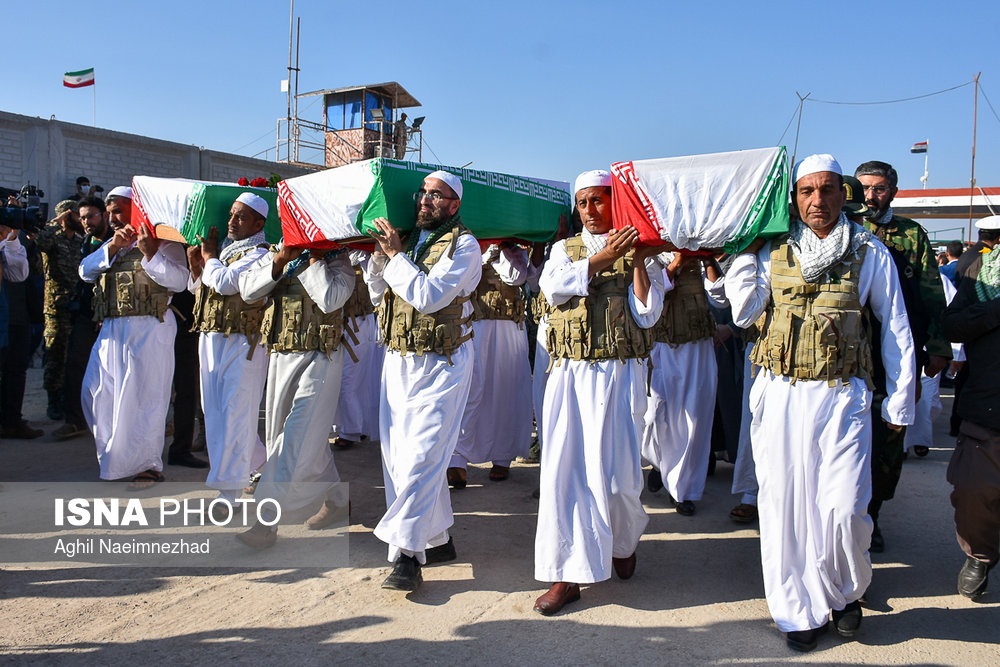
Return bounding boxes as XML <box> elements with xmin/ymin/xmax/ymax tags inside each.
<box><xmin>642</xmin><ymin>262</ymin><xmax>723</xmax><ymax>504</ymax></box>
<box><xmin>726</xmin><ymin>238</ymin><xmax>916</xmax><ymax>632</ymax></box>
<box><xmin>239</xmin><ymin>250</ymin><xmax>355</xmax><ymax>514</ymax></box>
<box><xmin>731</xmin><ymin>341</ymin><xmax>759</xmax><ymax>505</ymax></box>
<box><xmin>453</xmin><ymin>246</ymin><xmax>532</xmax><ymax>468</ymax></box>
<box><xmin>334</xmin><ymin>253</ymin><xmax>383</xmax><ymax>442</ymax></box>
<box><xmin>80</xmin><ymin>240</ymin><xmax>189</xmax><ymax>480</ymax></box>
<box><xmin>367</xmin><ymin>230</ymin><xmax>482</xmax><ymax>563</ymax></box>
<box><xmin>534</xmin><ymin>239</ymin><xmax>664</xmax><ymax>584</ymax></box>
<box><xmin>188</xmin><ymin>246</ymin><xmax>270</xmax><ymax>496</ymax></box>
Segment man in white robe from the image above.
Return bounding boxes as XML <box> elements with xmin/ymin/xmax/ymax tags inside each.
<box><xmin>80</xmin><ymin>218</ymin><xmax>189</xmax><ymax>487</ymax></box>
<box><xmin>235</xmin><ymin>242</ymin><xmax>354</xmax><ymax>547</ymax></box>
<box><xmin>366</xmin><ymin>171</ymin><xmax>482</xmax><ymax>592</ymax></box>
<box><xmin>450</xmin><ymin>242</ymin><xmax>532</xmax><ymax>484</ymax></box>
<box><xmin>533</xmin><ymin>170</ymin><xmax>664</xmax><ymax>615</ymax></box>
<box><xmin>725</xmin><ymin>154</ymin><xmax>915</xmax><ymax>651</ymax></box>
<box><xmin>186</xmin><ymin>193</ymin><xmax>271</xmax><ymax>514</ymax></box>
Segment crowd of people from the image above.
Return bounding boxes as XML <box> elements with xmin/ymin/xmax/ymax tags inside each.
<box><xmin>3</xmin><ymin>156</ymin><xmax>998</xmax><ymax>654</ymax></box>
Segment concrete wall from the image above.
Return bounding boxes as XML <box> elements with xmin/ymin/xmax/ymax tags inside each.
<box><xmin>0</xmin><ymin>109</ymin><xmax>316</xmax><ymax>202</ymax></box>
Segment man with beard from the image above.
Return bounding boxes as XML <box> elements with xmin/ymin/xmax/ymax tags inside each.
<box><xmin>533</xmin><ymin>170</ymin><xmax>664</xmax><ymax>615</ymax></box>
<box><xmin>36</xmin><ymin>200</ymin><xmax>84</xmax><ymax>421</ymax></box>
<box><xmin>726</xmin><ymin>155</ymin><xmax>915</xmax><ymax>651</ymax></box>
<box><xmin>855</xmin><ymin>160</ymin><xmax>951</xmax><ymax>553</ymax></box>
<box><xmin>53</xmin><ymin>194</ymin><xmax>119</xmax><ymax>439</ymax></box>
<box><xmin>80</xmin><ymin>188</ymin><xmax>189</xmax><ymax>488</ymax></box>
<box><xmin>187</xmin><ymin>193</ymin><xmax>271</xmax><ymax>517</ymax></box>
<box><xmin>236</xmin><ymin>228</ymin><xmax>354</xmax><ymax>549</ymax></box>
<box><xmin>366</xmin><ymin>171</ymin><xmax>481</xmax><ymax>592</ymax></box>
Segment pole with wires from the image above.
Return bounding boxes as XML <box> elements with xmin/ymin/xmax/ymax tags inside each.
<box><xmin>969</xmin><ymin>72</ymin><xmax>981</xmax><ymax>240</ymax></box>
<box><xmin>790</xmin><ymin>92</ymin><xmax>810</xmax><ymax>169</ymax></box>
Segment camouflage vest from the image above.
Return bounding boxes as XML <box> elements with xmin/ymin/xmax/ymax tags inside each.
<box><xmin>653</xmin><ymin>260</ymin><xmax>716</xmax><ymax>345</ymax></box>
<box><xmin>191</xmin><ymin>247</ymin><xmax>268</xmax><ymax>359</ymax></box>
<box><xmin>260</xmin><ymin>253</ymin><xmax>344</xmax><ymax>355</ymax></box>
<box><xmin>750</xmin><ymin>238</ymin><xmax>873</xmax><ymax>387</ymax></box>
<box><xmin>377</xmin><ymin>225</ymin><xmax>475</xmax><ymax>364</ymax></box>
<box><xmin>92</xmin><ymin>246</ymin><xmax>170</xmax><ymax>323</ymax></box>
<box><xmin>545</xmin><ymin>236</ymin><xmax>655</xmax><ymax>363</ymax></box>
<box><xmin>472</xmin><ymin>261</ymin><xmax>526</xmax><ymax>326</ymax></box>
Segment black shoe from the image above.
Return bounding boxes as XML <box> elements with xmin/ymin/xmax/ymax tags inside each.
<box><xmin>676</xmin><ymin>500</ymin><xmax>696</xmax><ymax>516</ymax></box>
<box><xmin>382</xmin><ymin>555</ymin><xmax>422</xmax><ymax>591</ymax></box>
<box><xmin>1</xmin><ymin>423</ymin><xmax>44</xmax><ymax>439</ymax></box>
<box><xmin>425</xmin><ymin>537</ymin><xmax>457</xmax><ymax>565</ymax></box>
<box><xmin>647</xmin><ymin>468</ymin><xmax>663</xmax><ymax>493</ymax></box>
<box><xmin>870</xmin><ymin>525</ymin><xmax>885</xmax><ymax>553</ymax></box>
<box><xmin>167</xmin><ymin>452</ymin><xmax>209</xmax><ymax>468</ymax></box>
<box><xmin>958</xmin><ymin>556</ymin><xmax>991</xmax><ymax>599</ymax></box>
<box><xmin>832</xmin><ymin>600</ymin><xmax>862</xmax><ymax>637</ymax></box>
<box><xmin>785</xmin><ymin>621</ymin><xmax>828</xmax><ymax>652</ymax></box>
<box><xmin>912</xmin><ymin>445</ymin><xmax>930</xmax><ymax>457</ymax></box>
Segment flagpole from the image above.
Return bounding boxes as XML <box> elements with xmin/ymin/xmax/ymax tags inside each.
<box><xmin>92</xmin><ymin>82</ymin><xmax>96</xmax><ymax>127</ymax></box>
<box><xmin>922</xmin><ymin>139</ymin><xmax>928</xmax><ymax>189</ymax></box>
<box><xmin>969</xmin><ymin>72</ymin><xmax>980</xmax><ymax>241</ymax></box>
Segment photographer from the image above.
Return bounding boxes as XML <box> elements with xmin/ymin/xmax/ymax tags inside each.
<box><xmin>36</xmin><ymin>200</ymin><xmax>84</xmax><ymax>420</ymax></box>
<box><xmin>0</xmin><ymin>216</ymin><xmax>39</xmax><ymax>438</ymax></box>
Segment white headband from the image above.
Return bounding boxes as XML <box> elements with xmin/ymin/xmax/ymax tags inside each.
<box><xmin>426</xmin><ymin>170</ymin><xmax>463</xmax><ymax>199</ymax></box>
<box><xmin>235</xmin><ymin>192</ymin><xmax>269</xmax><ymax>219</ymax></box>
<box><xmin>793</xmin><ymin>154</ymin><xmax>842</xmax><ymax>183</ymax></box>
<box><xmin>574</xmin><ymin>169</ymin><xmax>613</xmax><ymax>195</ymax></box>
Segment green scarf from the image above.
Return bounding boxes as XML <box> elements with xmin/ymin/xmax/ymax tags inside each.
<box><xmin>406</xmin><ymin>214</ymin><xmax>462</xmax><ymax>263</ymax></box>
<box><xmin>975</xmin><ymin>247</ymin><xmax>1000</xmax><ymax>302</ymax></box>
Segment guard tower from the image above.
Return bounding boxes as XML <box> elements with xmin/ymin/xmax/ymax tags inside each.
<box><xmin>298</xmin><ymin>82</ymin><xmax>423</xmax><ymax>168</ymax></box>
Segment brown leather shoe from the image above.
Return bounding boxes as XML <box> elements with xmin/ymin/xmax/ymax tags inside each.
<box><xmin>446</xmin><ymin>467</ymin><xmax>467</xmax><ymax>489</ymax></box>
<box><xmin>533</xmin><ymin>582</ymin><xmax>581</xmax><ymax>616</ymax></box>
<box><xmin>305</xmin><ymin>500</ymin><xmax>350</xmax><ymax>530</ymax></box>
<box><xmin>236</xmin><ymin>522</ymin><xmax>277</xmax><ymax>549</ymax></box>
<box><xmin>613</xmin><ymin>553</ymin><xmax>636</xmax><ymax>580</ymax></box>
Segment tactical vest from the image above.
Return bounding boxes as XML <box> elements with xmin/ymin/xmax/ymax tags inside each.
<box><xmin>260</xmin><ymin>254</ymin><xmax>344</xmax><ymax>355</ymax></box>
<box><xmin>652</xmin><ymin>259</ymin><xmax>716</xmax><ymax>345</ymax></box>
<box><xmin>750</xmin><ymin>238</ymin><xmax>873</xmax><ymax>387</ymax></box>
<box><xmin>545</xmin><ymin>236</ymin><xmax>655</xmax><ymax>363</ymax></box>
<box><xmin>377</xmin><ymin>225</ymin><xmax>475</xmax><ymax>364</ymax></box>
<box><xmin>191</xmin><ymin>248</ymin><xmax>267</xmax><ymax>359</ymax></box>
<box><xmin>342</xmin><ymin>263</ymin><xmax>376</xmax><ymax>322</ymax></box>
<box><xmin>530</xmin><ymin>291</ymin><xmax>552</xmax><ymax>322</ymax></box>
<box><xmin>92</xmin><ymin>246</ymin><xmax>170</xmax><ymax>323</ymax></box>
<box><xmin>472</xmin><ymin>261</ymin><xmax>526</xmax><ymax>326</ymax></box>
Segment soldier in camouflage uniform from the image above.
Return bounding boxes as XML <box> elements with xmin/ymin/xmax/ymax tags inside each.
<box><xmin>856</xmin><ymin>160</ymin><xmax>952</xmax><ymax>553</ymax></box>
<box><xmin>36</xmin><ymin>200</ymin><xmax>84</xmax><ymax>419</ymax></box>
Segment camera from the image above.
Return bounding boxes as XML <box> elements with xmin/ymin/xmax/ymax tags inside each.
<box><xmin>0</xmin><ymin>184</ymin><xmax>48</xmax><ymax>232</ymax></box>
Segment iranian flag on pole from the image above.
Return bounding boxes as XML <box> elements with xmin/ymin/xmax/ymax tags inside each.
<box><xmin>610</xmin><ymin>146</ymin><xmax>790</xmax><ymax>253</ymax></box>
<box><xmin>63</xmin><ymin>68</ymin><xmax>95</xmax><ymax>88</ymax></box>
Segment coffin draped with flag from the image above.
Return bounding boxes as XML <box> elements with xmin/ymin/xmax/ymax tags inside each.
<box><xmin>278</xmin><ymin>158</ymin><xmax>570</xmax><ymax>248</ymax></box>
<box><xmin>131</xmin><ymin>176</ymin><xmax>282</xmax><ymax>244</ymax></box>
<box><xmin>610</xmin><ymin>146</ymin><xmax>790</xmax><ymax>253</ymax></box>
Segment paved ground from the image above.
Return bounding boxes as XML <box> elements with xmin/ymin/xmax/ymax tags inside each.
<box><xmin>1</xmin><ymin>364</ymin><xmax>998</xmax><ymax>665</ymax></box>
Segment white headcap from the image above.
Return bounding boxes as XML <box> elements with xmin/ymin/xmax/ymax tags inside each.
<box><xmin>574</xmin><ymin>170</ymin><xmax>613</xmax><ymax>196</ymax></box>
<box><xmin>235</xmin><ymin>192</ymin><xmax>269</xmax><ymax>219</ymax></box>
<box><xmin>793</xmin><ymin>154</ymin><xmax>842</xmax><ymax>183</ymax></box>
<box><xmin>425</xmin><ymin>170</ymin><xmax>463</xmax><ymax>200</ymax></box>
<box><xmin>975</xmin><ymin>214</ymin><xmax>1000</xmax><ymax>230</ymax></box>
<box><xmin>106</xmin><ymin>186</ymin><xmax>133</xmax><ymax>201</ymax></box>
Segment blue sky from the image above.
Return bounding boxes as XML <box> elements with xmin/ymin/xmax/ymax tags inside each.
<box><xmin>4</xmin><ymin>0</ymin><xmax>999</xmax><ymax>235</ymax></box>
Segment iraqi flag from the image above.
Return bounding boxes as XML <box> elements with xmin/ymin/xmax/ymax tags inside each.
<box><xmin>610</xmin><ymin>146</ymin><xmax>789</xmax><ymax>253</ymax></box>
<box><xmin>910</xmin><ymin>140</ymin><xmax>929</xmax><ymax>154</ymax></box>
<box><xmin>131</xmin><ymin>176</ymin><xmax>281</xmax><ymax>244</ymax></box>
<box><xmin>63</xmin><ymin>68</ymin><xmax>95</xmax><ymax>88</ymax></box>
<box><xmin>278</xmin><ymin>158</ymin><xmax>570</xmax><ymax>249</ymax></box>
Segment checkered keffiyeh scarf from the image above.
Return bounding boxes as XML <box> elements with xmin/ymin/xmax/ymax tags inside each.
<box><xmin>975</xmin><ymin>247</ymin><xmax>1000</xmax><ymax>302</ymax></box>
<box><xmin>219</xmin><ymin>229</ymin><xmax>267</xmax><ymax>263</ymax></box>
<box><xmin>788</xmin><ymin>213</ymin><xmax>871</xmax><ymax>283</ymax></box>
<box><xmin>581</xmin><ymin>229</ymin><xmax>608</xmax><ymax>256</ymax></box>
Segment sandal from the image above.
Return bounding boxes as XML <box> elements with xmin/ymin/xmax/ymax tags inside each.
<box><xmin>489</xmin><ymin>465</ymin><xmax>510</xmax><ymax>482</ymax></box>
<box><xmin>244</xmin><ymin>470</ymin><xmax>262</xmax><ymax>495</ymax></box>
<box><xmin>729</xmin><ymin>503</ymin><xmax>758</xmax><ymax>524</ymax></box>
<box><xmin>128</xmin><ymin>469</ymin><xmax>164</xmax><ymax>491</ymax></box>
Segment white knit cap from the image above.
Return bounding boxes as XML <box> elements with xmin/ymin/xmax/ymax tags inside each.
<box><xmin>975</xmin><ymin>214</ymin><xmax>1000</xmax><ymax>230</ymax></box>
<box><xmin>235</xmin><ymin>192</ymin><xmax>269</xmax><ymax>219</ymax></box>
<box><xmin>793</xmin><ymin>154</ymin><xmax>842</xmax><ymax>183</ymax></box>
<box><xmin>425</xmin><ymin>170</ymin><xmax>463</xmax><ymax>199</ymax></box>
<box><xmin>106</xmin><ymin>186</ymin><xmax>133</xmax><ymax>200</ymax></box>
<box><xmin>574</xmin><ymin>169</ymin><xmax>613</xmax><ymax>196</ymax></box>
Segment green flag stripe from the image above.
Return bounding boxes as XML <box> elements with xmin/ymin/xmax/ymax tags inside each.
<box><xmin>65</xmin><ymin>68</ymin><xmax>94</xmax><ymax>77</ymax></box>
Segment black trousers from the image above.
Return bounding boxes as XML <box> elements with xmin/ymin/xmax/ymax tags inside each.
<box><xmin>62</xmin><ymin>317</ymin><xmax>100</xmax><ymax>428</ymax></box>
<box><xmin>168</xmin><ymin>323</ymin><xmax>201</xmax><ymax>458</ymax></box>
<box><xmin>0</xmin><ymin>323</ymin><xmax>31</xmax><ymax>428</ymax></box>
